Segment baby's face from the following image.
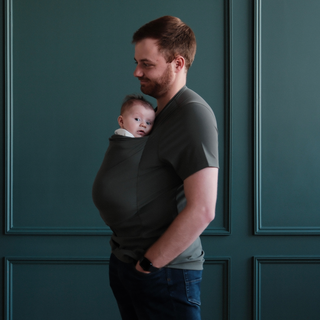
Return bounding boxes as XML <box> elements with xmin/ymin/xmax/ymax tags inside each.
<box><xmin>119</xmin><ymin>103</ymin><xmax>155</xmax><ymax>137</ymax></box>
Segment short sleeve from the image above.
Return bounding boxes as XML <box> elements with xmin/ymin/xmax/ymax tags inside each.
<box><xmin>159</xmin><ymin>102</ymin><xmax>219</xmax><ymax>181</ymax></box>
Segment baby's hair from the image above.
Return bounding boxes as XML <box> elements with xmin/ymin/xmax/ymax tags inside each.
<box><xmin>121</xmin><ymin>94</ymin><xmax>154</xmax><ymax>115</ymax></box>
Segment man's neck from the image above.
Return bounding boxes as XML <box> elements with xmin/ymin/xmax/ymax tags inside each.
<box><xmin>156</xmin><ymin>79</ymin><xmax>186</xmax><ymax>115</ymax></box>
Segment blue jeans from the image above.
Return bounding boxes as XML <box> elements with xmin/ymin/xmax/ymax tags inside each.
<box><xmin>109</xmin><ymin>254</ymin><xmax>202</xmax><ymax>320</ymax></box>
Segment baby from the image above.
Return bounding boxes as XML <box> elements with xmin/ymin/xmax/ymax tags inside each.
<box><xmin>115</xmin><ymin>94</ymin><xmax>155</xmax><ymax>137</ymax></box>
<box><xmin>92</xmin><ymin>95</ymin><xmax>155</xmax><ymax>227</ymax></box>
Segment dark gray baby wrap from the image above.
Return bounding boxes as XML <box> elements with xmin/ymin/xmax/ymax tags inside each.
<box><xmin>92</xmin><ymin>135</ymin><xmax>148</xmax><ymax>229</ymax></box>
<box><xmin>92</xmin><ymin>135</ymin><xmax>153</xmax><ymax>262</ymax></box>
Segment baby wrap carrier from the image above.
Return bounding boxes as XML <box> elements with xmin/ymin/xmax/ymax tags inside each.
<box><xmin>92</xmin><ymin>135</ymin><xmax>153</xmax><ymax>262</ymax></box>
<box><xmin>92</xmin><ymin>135</ymin><xmax>148</xmax><ymax>228</ymax></box>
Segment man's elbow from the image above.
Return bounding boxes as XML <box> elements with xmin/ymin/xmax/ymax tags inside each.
<box><xmin>201</xmin><ymin>205</ymin><xmax>216</xmax><ymax>225</ymax></box>
<box><xmin>207</xmin><ymin>208</ymin><xmax>216</xmax><ymax>223</ymax></box>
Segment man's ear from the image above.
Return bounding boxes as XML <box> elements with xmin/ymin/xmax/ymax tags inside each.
<box><xmin>118</xmin><ymin>115</ymin><xmax>124</xmax><ymax>128</ymax></box>
<box><xmin>174</xmin><ymin>55</ymin><xmax>185</xmax><ymax>72</ymax></box>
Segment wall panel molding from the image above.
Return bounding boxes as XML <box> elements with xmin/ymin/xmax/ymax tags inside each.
<box><xmin>253</xmin><ymin>0</ymin><xmax>320</xmax><ymax>235</ymax></box>
<box><xmin>204</xmin><ymin>257</ymin><xmax>231</xmax><ymax>320</ymax></box>
<box><xmin>253</xmin><ymin>256</ymin><xmax>320</xmax><ymax>320</ymax></box>
<box><xmin>5</xmin><ymin>0</ymin><xmax>14</xmax><ymax>234</ymax></box>
<box><xmin>4</xmin><ymin>256</ymin><xmax>110</xmax><ymax>320</ymax></box>
<box><xmin>5</xmin><ymin>0</ymin><xmax>233</xmax><ymax>235</ymax></box>
<box><xmin>253</xmin><ymin>0</ymin><xmax>262</xmax><ymax>235</ymax></box>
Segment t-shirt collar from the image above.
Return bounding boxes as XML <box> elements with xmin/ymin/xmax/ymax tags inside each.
<box><xmin>154</xmin><ymin>86</ymin><xmax>187</xmax><ymax>120</ymax></box>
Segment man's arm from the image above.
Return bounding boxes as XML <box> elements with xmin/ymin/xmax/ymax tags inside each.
<box><xmin>136</xmin><ymin>167</ymin><xmax>218</xmax><ymax>272</ymax></box>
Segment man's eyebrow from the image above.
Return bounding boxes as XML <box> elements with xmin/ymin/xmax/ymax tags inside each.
<box><xmin>134</xmin><ymin>58</ymin><xmax>154</xmax><ymax>63</ymax></box>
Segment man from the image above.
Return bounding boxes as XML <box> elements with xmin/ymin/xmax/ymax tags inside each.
<box><xmin>95</xmin><ymin>16</ymin><xmax>219</xmax><ymax>320</ymax></box>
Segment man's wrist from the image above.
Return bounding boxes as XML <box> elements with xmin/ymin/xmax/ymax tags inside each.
<box><xmin>139</xmin><ymin>256</ymin><xmax>160</xmax><ymax>273</ymax></box>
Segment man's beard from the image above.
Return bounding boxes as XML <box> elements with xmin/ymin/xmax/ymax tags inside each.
<box><xmin>140</xmin><ymin>64</ymin><xmax>174</xmax><ymax>98</ymax></box>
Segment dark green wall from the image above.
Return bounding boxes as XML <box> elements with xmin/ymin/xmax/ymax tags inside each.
<box><xmin>1</xmin><ymin>0</ymin><xmax>320</xmax><ymax>319</ymax></box>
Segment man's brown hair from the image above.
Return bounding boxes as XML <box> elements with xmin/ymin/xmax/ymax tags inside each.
<box><xmin>132</xmin><ymin>16</ymin><xmax>196</xmax><ymax>71</ymax></box>
<box><xmin>120</xmin><ymin>94</ymin><xmax>154</xmax><ymax>115</ymax></box>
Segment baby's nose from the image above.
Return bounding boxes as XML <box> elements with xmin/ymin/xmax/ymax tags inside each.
<box><xmin>140</xmin><ymin>122</ymin><xmax>147</xmax><ymax>128</ymax></box>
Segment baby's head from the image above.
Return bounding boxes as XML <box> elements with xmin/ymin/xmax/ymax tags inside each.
<box><xmin>118</xmin><ymin>94</ymin><xmax>155</xmax><ymax>137</ymax></box>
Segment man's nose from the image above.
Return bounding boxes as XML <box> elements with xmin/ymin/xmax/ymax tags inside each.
<box><xmin>134</xmin><ymin>65</ymin><xmax>143</xmax><ymax>78</ymax></box>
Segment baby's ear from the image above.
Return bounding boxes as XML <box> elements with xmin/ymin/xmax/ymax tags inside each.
<box><xmin>117</xmin><ymin>115</ymin><xmax>124</xmax><ymax>128</ymax></box>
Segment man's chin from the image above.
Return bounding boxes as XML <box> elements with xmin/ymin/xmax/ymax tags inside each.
<box><xmin>140</xmin><ymin>85</ymin><xmax>150</xmax><ymax>94</ymax></box>
<box><xmin>140</xmin><ymin>83</ymin><xmax>153</xmax><ymax>94</ymax></box>
<box><xmin>140</xmin><ymin>86</ymin><xmax>157</xmax><ymax>98</ymax></box>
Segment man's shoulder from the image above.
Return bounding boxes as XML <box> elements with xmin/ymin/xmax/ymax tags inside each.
<box><xmin>154</xmin><ymin>86</ymin><xmax>215</xmax><ymax>132</ymax></box>
<box><xmin>175</xmin><ymin>86</ymin><xmax>210</xmax><ymax>109</ymax></box>
<box><xmin>172</xmin><ymin>87</ymin><xmax>214</xmax><ymax>120</ymax></box>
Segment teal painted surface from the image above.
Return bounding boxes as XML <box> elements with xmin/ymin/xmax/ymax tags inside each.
<box><xmin>6</xmin><ymin>0</ymin><xmax>229</xmax><ymax>234</ymax></box>
<box><xmin>202</xmin><ymin>258</ymin><xmax>231</xmax><ymax>319</ymax></box>
<box><xmin>1</xmin><ymin>0</ymin><xmax>320</xmax><ymax>320</ymax></box>
<box><xmin>6</xmin><ymin>257</ymin><xmax>119</xmax><ymax>320</ymax></box>
<box><xmin>255</xmin><ymin>0</ymin><xmax>320</xmax><ymax>233</ymax></box>
<box><xmin>254</xmin><ymin>257</ymin><xmax>320</xmax><ymax>320</ymax></box>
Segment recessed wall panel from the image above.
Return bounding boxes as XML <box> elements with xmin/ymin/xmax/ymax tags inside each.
<box><xmin>254</xmin><ymin>0</ymin><xmax>320</xmax><ymax>234</ymax></box>
<box><xmin>5</xmin><ymin>0</ymin><xmax>231</xmax><ymax>234</ymax></box>
<box><xmin>202</xmin><ymin>258</ymin><xmax>231</xmax><ymax>320</ymax></box>
<box><xmin>5</xmin><ymin>257</ymin><xmax>120</xmax><ymax>320</ymax></box>
<box><xmin>254</xmin><ymin>257</ymin><xmax>320</xmax><ymax>320</ymax></box>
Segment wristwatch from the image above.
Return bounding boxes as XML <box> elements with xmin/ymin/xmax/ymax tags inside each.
<box><xmin>139</xmin><ymin>256</ymin><xmax>160</xmax><ymax>272</ymax></box>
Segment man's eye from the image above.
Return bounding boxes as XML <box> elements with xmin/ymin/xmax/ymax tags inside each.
<box><xmin>143</xmin><ymin>63</ymin><xmax>153</xmax><ymax>68</ymax></box>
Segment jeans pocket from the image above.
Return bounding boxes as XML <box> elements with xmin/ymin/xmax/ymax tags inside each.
<box><xmin>183</xmin><ymin>270</ymin><xmax>202</xmax><ymax>306</ymax></box>
<box><xmin>132</xmin><ymin>264</ymin><xmax>164</xmax><ymax>280</ymax></box>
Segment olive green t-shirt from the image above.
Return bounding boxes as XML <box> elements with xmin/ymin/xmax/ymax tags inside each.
<box><xmin>92</xmin><ymin>86</ymin><xmax>219</xmax><ymax>270</ymax></box>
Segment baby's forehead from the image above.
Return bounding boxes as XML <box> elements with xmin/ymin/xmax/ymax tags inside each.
<box><xmin>130</xmin><ymin>102</ymin><xmax>155</xmax><ymax>114</ymax></box>
<box><xmin>131</xmin><ymin>102</ymin><xmax>147</xmax><ymax>109</ymax></box>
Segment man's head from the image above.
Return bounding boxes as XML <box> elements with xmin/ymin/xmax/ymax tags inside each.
<box><xmin>118</xmin><ymin>94</ymin><xmax>155</xmax><ymax>137</ymax></box>
<box><xmin>132</xmin><ymin>17</ymin><xmax>196</xmax><ymax>105</ymax></box>
<box><xmin>132</xmin><ymin>16</ymin><xmax>196</xmax><ymax>71</ymax></box>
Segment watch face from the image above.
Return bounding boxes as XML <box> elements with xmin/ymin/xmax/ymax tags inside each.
<box><xmin>140</xmin><ymin>257</ymin><xmax>151</xmax><ymax>271</ymax></box>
